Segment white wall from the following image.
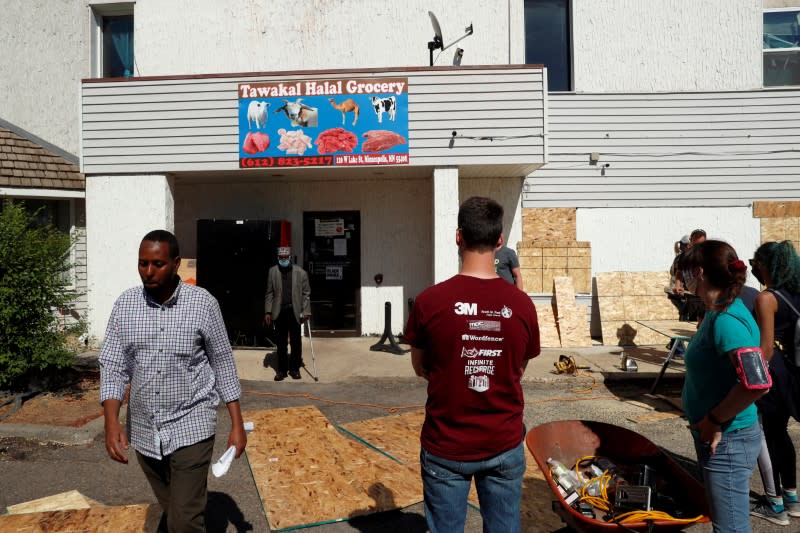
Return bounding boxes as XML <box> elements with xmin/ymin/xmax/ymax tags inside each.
<box><xmin>573</xmin><ymin>0</ymin><xmax>763</xmax><ymax>92</ymax></box>
<box><xmin>0</xmin><ymin>1</ymin><xmax>89</xmax><ymax>155</ymax></box>
<box><xmin>577</xmin><ymin>206</ymin><xmax>762</xmax><ymax>287</ymax></box>
<box><xmin>86</xmin><ymin>174</ymin><xmax>174</xmax><ymax>340</ymax></box>
<box><xmin>460</xmin><ymin>176</ymin><xmax>525</xmax><ymax>251</ymax></box>
<box><xmin>174</xmin><ymin>176</ymin><xmax>432</xmax><ymax>335</ymax></box>
<box><xmin>133</xmin><ymin>0</ymin><xmax>512</xmax><ymax>76</ymax></box>
<box><xmin>0</xmin><ymin>0</ymin><xmax>769</xmax><ymax>156</ymax></box>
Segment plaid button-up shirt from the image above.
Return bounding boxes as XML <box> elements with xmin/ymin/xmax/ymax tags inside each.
<box><xmin>99</xmin><ymin>281</ymin><xmax>241</xmax><ymax>459</ymax></box>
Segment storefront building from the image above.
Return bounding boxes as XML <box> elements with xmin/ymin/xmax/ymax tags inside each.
<box><xmin>81</xmin><ymin>66</ymin><xmax>546</xmax><ymax>340</ymax></box>
<box><xmin>5</xmin><ymin>1</ymin><xmax>800</xmax><ymax>342</ymax></box>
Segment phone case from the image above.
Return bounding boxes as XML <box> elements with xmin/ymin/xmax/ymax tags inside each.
<box><xmin>734</xmin><ymin>347</ymin><xmax>772</xmax><ymax>390</ymax></box>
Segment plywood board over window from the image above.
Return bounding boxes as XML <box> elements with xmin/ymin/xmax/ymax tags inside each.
<box><xmin>521</xmin><ymin>207</ymin><xmax>576</xmax><ymax>241</ymax></box>
<box><xmin>596</xmin><ymin>271</ymin><xmax>679</xmax><ymax>346</ymax></box>
<box><xmin>518</xmin><ymin>240</ymin><xmax>591</xmax><ymax>293</ymax></box>
<box><xmin>761</xmin><ymin>217</ymin><xmax>800</xmax><ymax>250</ymax></box>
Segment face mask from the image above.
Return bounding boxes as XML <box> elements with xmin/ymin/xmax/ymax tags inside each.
<box><xmin>278</xmin><ymin>259</ymin><xmax>290</xmax><ymax>268</ymax></box>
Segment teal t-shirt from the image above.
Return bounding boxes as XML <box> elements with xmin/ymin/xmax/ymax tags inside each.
<box><xmin>681</xmin><ymin>298</ymin><xmax>760</xmax><ymax>432</ymax></box>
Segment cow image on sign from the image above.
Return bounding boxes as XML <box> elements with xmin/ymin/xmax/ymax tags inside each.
<box><xmin>370</xmin><ymin>96</ymin><xmax>397</xmax><ymax>123</ymax></box>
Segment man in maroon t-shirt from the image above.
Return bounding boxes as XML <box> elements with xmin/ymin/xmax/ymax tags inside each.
<box><xmin>405</xmin><ymin>196</ymin><xmax>540</xmax><ymax>533</ymax></box>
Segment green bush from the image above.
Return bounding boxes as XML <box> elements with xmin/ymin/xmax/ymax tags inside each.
<box><xmin>0</xmin><ymin>200</ymin><xmax>76</xmax><ymax>390</ymax></box>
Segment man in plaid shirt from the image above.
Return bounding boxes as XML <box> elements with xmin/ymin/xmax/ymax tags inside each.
<box><xmin>100</xmin><ymin>230</ymin><xmax>246</xmax><ymax>533</ymax></box>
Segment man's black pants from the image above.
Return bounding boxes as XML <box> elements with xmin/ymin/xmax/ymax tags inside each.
<box><xmin>275</xmin><ymin>307</ymin><xmax>302</xmax><ymax>373</ymax></box>
<box><xmin>136</xmin><ymin>436</ymin><xmax>215</xmax><ymax>533</ymax></box>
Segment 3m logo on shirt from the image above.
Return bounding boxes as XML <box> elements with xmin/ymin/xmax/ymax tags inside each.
<box><xmin>454</xmin><ymin>302</ymin><xmax>477</xmax><ymax>316</ymax></box>
<box><xmin>468</xmin><ymin>320</ymin><xmax>501</xmax><ymax>332</ymax></box>
<box><xmin>461</xmin><ymin>347</ymin><xmax>503</xmax><ymax>358</ymax></box>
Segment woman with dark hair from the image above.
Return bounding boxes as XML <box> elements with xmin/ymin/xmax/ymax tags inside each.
<box><xmin>749</xmin><ymin>241</ymin><xmax>800</xmax><ymax>522</ymax></box>
<box><xmin>680</xmin><ymin>240</ymin><xmax>768</xmax><ymax>532</ymax></box>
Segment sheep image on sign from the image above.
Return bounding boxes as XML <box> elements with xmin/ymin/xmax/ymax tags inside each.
<box><xmin>238</xmin><ymin>77</ymin><xmax>408</xmax><ymax>168</ymax></box>
<box><xmin>247</xmin><ymin>101</ymin><xmax>270</xmax><ymax>129</ymax></box>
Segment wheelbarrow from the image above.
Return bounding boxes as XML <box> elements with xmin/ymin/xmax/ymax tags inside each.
<box><xmin>526</xmin><ymin>420</ymin><xmax>710</xmax><ymax>532</ymax></box>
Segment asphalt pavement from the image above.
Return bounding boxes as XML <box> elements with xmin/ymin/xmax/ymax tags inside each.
<box><xmin>0</xmin><ymin>337</ymin><xmax>797</xmax><ymax>532</ymax></box>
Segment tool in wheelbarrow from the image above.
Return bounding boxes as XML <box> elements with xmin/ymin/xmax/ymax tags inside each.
<box><xmin>301</xmin><ymin>317</ymin><xmax>319</xmax><ymax>382</ymax></box>
<box><xmin>527</xmin><ymin>420</ymin><xmax>710</xmax><ymax>532</ymax></box>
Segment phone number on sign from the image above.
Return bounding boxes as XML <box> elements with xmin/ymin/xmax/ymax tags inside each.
<box><xmin>240</xmin><ymin>156</ymin><xmax>335</xmax><ymax>168</ymax></box>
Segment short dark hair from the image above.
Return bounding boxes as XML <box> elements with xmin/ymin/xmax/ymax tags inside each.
<box><xmin>457</xmin><ymin>196</ymin><xmax>503</xmax><ymax>252</ymax></box>
<box><xmin>141</xmin><ymin>229</ymin><xmax>180</xmax><ymax>259</ymax></box>
<box><xmin>690</xmin><ymin>229</ymin><xmax>706</xmax><ymax>240</ymax></box>
<box><xmin>680</xmin><ymin>239</ymin><xmax>745</xmax><ymax>309</ymax></box>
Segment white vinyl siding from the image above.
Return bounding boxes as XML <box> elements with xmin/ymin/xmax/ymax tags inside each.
<box><xmin>81</xmin><ymin>67</ymin><xmax>546</xmax><ymax>174</ymax></box>
<box><xmin>523</xmin><ymin>90</ymin><xmax>800</xmax><ymax>208</ymax></box>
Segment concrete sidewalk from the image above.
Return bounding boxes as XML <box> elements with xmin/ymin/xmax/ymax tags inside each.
<box><xmin>235</xmin><ymin>336</ymin><xmax>686</xmax><ymax>385</ymax></box>
<box><xmin>0</xmin><ymin>338</ymin><xmax>685</xmax><ymax>446</ymax></box>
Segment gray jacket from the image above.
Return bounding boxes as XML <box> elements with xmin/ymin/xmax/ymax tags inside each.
<box><xmin>264</xmin><ymin>265</ymin><xmax>311</xmax><ymax>322</ymax></box>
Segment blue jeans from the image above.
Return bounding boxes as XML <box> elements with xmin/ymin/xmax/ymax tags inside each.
<box><xmin>692</xmin><ymin>422</ymin><xmax>762</xmax><ymax>533</ymax></box>
<box><xmin>420</xmin><ymin>442</ymin><xmax>525</xmax><ymax>533</ymax></box>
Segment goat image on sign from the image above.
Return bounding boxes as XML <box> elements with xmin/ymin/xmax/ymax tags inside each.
<box><xmin>246</xmin><ymin>100</ymin><xmax>270</xmax><ymax>129</ymax></box>
<box><xmin>275</xmin><ymin>98</ymin><xmax>319</xmax><ymax>128</ymax></box>
<box><xmin>370</xmin><ymin>96</ymin><xmax>397</xmax><ymax>123</ymax></box>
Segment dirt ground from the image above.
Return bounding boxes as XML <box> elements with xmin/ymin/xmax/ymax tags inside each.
<box><xmin>0</xmin><ymin>369</ymin><xmax>103</xmax><ymax>427</ymax></box>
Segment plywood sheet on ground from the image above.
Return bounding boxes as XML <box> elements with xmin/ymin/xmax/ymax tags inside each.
<box><xmin>535</xmin><ymin>303</ymin><xmax>561</xmax><ymax>348</ymax></box>
<box><xmin>0</xmin><ymin>504</ymin><xmax>158</xmax><ymax>532</ymax></box>
<box><xmin>553</xmin><ymin>277</ymin><xmax>591</xmax><ymax>347</ymax></box>
<box><xmin>341</xmin><ymin>413</ymin><xmax>564</xmax><ymax>532</ymax></box>
<box><xmin>5</xmin><ymin>490</ymin><xmax>92</xmax><ymax>514</ymax></box>
<box><xmin>595</xmin><ymin>271</ymin><xmax>678</xmax><ymax>346</ymax></box>
<box><xmin>339</xmin><ymin>411</ymin><xmax>480</xmax><ymax>507</ymax></box>
<box><xmin>245</xmin><ymin>406</ymin><xmax>421</xmax><ymax>531</ymax></box>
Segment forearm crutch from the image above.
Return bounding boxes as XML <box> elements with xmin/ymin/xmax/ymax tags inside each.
<box><xmin>303</xmin><ymin>317</ymin><xmax>319</xmax><ymax>382</ymax></box>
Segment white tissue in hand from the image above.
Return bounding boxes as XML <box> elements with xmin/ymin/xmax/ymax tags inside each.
<box><xmin>211</xmin><ymin>445</ymin><xmax>237</xmax><ymax>478</ymax></box>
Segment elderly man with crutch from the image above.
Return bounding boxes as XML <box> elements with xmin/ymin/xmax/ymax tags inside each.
<box><xmin>264</xmin><ymin>246</ymin><xmax>312</xmax><ymax>381</ymax></box>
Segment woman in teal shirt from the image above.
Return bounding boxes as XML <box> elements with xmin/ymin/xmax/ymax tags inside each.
<box><xmin>680</xmin><ymin>240</ymin><xmax>769</xmax><ymax>533</ymax></box>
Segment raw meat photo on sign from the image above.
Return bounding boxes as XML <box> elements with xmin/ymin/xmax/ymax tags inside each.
<box><xmin>238</xmin><ymin>78</ymin><xmax>409</xmax><ymax>168</ymax></box>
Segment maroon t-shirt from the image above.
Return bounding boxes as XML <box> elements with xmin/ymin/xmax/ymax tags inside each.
<box><xmin>404</xmin><ymin>275</ymin><xmax>540</xmax><ymax>461</ymax></box>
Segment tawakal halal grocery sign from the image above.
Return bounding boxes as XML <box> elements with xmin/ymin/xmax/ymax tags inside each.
<box><xmin>238</xmin><ymin>78</ymin><xmax>409</xmax><ymax>168</ymax></box>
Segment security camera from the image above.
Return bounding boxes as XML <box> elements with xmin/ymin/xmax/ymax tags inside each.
<box><xmin>453</xmin><ymin>48</ymin><xmax>464</xmax><ymax>66</ymax></box>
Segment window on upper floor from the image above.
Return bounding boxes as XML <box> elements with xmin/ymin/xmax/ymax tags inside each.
<box><xmin>91</xmin><ymin>3</ymin><xmax>135</xmax><ymax>78</ymax></box>
<box><xmin>524</xmin><ymin>0</ymin><xmax>571</xmax><ymax>92</ymax></box>
<box><xmin>764</xmin><ymin>8</ymin><xmax>800</xmax><ymax>87</ymax></box>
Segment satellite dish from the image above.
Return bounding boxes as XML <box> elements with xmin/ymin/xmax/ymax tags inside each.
<box><xmin>429</xmin><ymin>11</ymin><xmax>443</xmax><ymax>45</ymax></box>
<box><xmin>426</xmin><ymin>10</ymin><xmax>473</xmax><ymax>66</ymax></box>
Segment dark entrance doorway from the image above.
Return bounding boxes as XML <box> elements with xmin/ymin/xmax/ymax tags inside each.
<box><xmin>196</xmin><ymin>219</ymin><xmax>289</xmax><ymax>347</ymax></box>
<box><xmin>303</xmin><ymin>211</ymin><xmax>360</xmax><ymax>335</ymax></box>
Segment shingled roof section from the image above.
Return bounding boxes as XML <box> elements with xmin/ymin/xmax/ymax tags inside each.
<box><xmin>0</xmin><ymin>119</ymin><xmax>84</xmax><ymax>190</ymax></box>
